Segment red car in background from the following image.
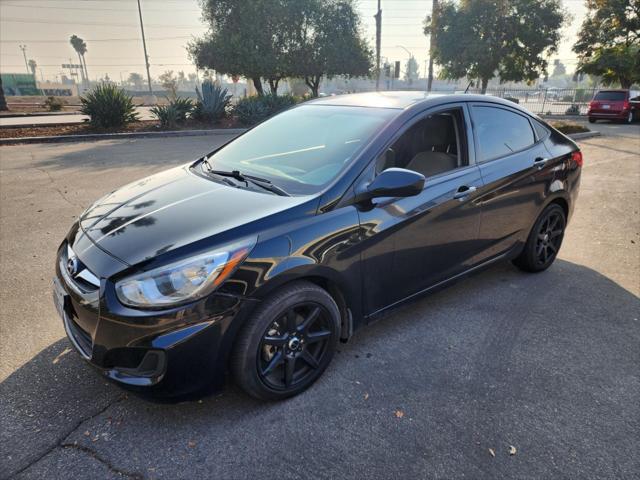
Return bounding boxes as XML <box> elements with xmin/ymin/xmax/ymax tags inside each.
<box><xmin>588</xmin><ymin>89</ymin><xmax>640</xmax><ymax>124</ymax></box>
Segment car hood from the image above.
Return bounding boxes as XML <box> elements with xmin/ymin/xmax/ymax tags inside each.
<box><xmin>79</xmin><ymin>164</ymin><xmax>310</xmax><ymax>266</ymax></box>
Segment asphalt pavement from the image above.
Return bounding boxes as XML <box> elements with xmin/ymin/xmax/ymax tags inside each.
<box><xmin>0</xmin><ymin>123</ymin><xmax>638</xmax><ymax>479</ymax></box>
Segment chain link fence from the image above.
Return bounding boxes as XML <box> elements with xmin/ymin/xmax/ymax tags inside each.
<box><xmin>432</xmin><ymin>88</ymin><xmax>598</xmax><ymax>116</ymax></box>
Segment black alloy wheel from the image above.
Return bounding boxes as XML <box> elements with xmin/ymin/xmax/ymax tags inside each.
<box><xmin>258</xmin><ymin>303</ymin><xmax>333</xmax><ymax>390</ymax></box>
<box><xmin>514</xmin><ymin>203</ymin><xmax>566</xmax><ymax>272</ymax></box>
<box><xmin>231</xmin><ymin>281</ymin><xmax>340</xmax><ymax>400</ymax></box>
<box><xmin>534</xmin><ymin>210</ymin><xmax>564</xmax><ymax>267</ymax></box>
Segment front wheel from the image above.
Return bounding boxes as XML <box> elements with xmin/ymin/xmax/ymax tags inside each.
<box><xmin>513</xmin><ymin>204</ymin><xmax>566</xmax><ymax>273</ymax></box>
<box><xmin>588</xmin><ymin>117</ymin><xmax>596</xmax><ymax>124</ymax></box>
<box><xmin>231</xmin><ymin>281</ymin><xmax>340</xmax><ymax>400</ymax></box>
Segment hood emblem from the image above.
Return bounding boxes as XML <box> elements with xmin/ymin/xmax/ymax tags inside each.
<box><xmin>66</xmin><ymin>256</ymin><xmax>79</xmax><ymax>277</ymax></box>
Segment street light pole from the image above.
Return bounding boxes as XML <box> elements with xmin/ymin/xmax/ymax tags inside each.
<box><xmin>137</xmin><ymin>0</ymin><xmax>153</xmax><ymax>96</ymax></box>
<box><xmin>374</xmin><ymin>0</ymin><xmax>382</xmax><ymax>91</ymax></box>
<box><xmin>395</xmin><ymin>45</ymin><xmax>414</xmax><ymax>84</ymax></box>
<box><xmin>19</xmin><ymin>45</ymin><xmax>29</xmax><ymax>74</ymax></box>
<box><xmin>427</xmin><ymin>0</ymin><xmax>438</xmax><ymax>92</ymax></box>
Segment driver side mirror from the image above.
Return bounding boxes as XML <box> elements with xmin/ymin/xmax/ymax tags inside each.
<box><xmin>354</xmin><ymin>168</ymin><xmax>425</xmax><ymax>204</ymax></box>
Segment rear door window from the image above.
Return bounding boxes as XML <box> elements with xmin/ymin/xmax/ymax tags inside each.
<box><xmin>594</xmin><ymin>91</ymin><xmax>626</xmax><ymax>101</ymax></box>
<box><xmin>471</xmin><ymin>106</ymin><xmax>535</xmax><ymax>162</ymax></box>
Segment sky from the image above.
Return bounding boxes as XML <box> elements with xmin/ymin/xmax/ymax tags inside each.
<box><xmin>0</xmin><ymin>0</ymin><xmax>588</xmax><ymax>84</ymax></box>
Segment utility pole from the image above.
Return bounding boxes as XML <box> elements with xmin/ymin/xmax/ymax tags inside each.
<box><xmin>374</xmin><ymin>0</ymin><xmax>382</xmax><ymax>91</ymax></box>
<box><xmin>137</xmin><ymin>0</ymin><xmax>153</xmax><ymax>95</ymax></box>
<box><xmin>427</xmin><ymin>0</ymin><xmax>438</xmax><ymax>92</ymax></box>
<box><xmin>19</xmin><ymin>45</ymin><xmax>29</xmax><ymax>74</ymax></box>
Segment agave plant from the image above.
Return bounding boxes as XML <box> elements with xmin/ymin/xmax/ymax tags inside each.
<box><xmin>192</xmin><ymin>80</ymin><xmax>231</xmax><ymax>122</ymax></box>
<box><xmin>80</xmin><ymin>83</ymin><xmax>138</xmax><ymax>128</ymax></box>
<box><xmin>151</xmin><ymin>97</ymin><xmax>193</xmax><ymax>128</ymax></box>
<box><xmin>233</xmin><ymin>94</ymin><xmax>300</xmax><ymax>126</ymax></box>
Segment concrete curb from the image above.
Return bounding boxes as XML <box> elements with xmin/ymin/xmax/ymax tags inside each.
<box><xmin>0</xmin><ymin>111</ymin><xmax>82</xmax><ymax>119</ymax></box>
<box><xmin>0</xmin><ymin>128</ymin><xmax>247</xmax><ymax>146</ymax></box>
<box><xmin>567</xmin><ymin>131</ymin><xmax>602</xmax><ymax>140</ymax></box>
<box><xmin>0</xmin><ymin>125</ymin><xmax>601</xmax><ymax>146</ymax></box>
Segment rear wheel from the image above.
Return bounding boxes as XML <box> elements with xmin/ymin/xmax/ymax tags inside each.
<box><xmin>626</xmin><ymin>111</ymin><xmax>634</xmax><ymax>124</ymax></box>
<box><xmin>588</xmin><ymin>117</ymin><xmax>596</xmax><ymax>124</ymax></box>
<box><xmin>513</xmin><ymin>204</ymin><xmax>566</xmax><ymax>273</ymax></box>
<box><xmin>231</xmin><ymin>281</ymin><xmax>340</xmax><ymax>400</ymax></box>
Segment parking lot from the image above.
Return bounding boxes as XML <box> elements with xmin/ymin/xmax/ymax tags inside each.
<box><xmin>1</xmin><ymin>122</ymin><xmax>638</xmax><ymax>479</ymax></box>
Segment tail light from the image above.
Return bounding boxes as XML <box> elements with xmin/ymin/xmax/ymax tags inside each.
<box><xmin>571</xmin><ymin>151</ymin><xmax>583</xmax><ymax>167</ymax></box>
<box><xmin>623</xmin><ymin>100</ymin><xmax>630</xmax><ymax>111</ymax></box>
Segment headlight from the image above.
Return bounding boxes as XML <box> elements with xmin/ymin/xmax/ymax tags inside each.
<box><xmin>115</xmin><ymin>237</ymin><xmax>256</xmax><ymax>308</ymax></box>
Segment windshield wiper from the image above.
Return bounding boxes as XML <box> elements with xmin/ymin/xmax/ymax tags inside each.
<box><xmin>202</xmin><ymin>161</ymin><xmax>289</xmax><ymax>196</ymax></box>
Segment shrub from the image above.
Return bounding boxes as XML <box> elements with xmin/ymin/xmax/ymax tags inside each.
<box><xmin>80</xmin><ymin>84</ymin><xmax>139</xmax><ymax>128</ymax></box>
<box><xmin>151</xmin><ymin>97</ymin><xmax>193</xmax><ymax>128</ymax></box>
<box><xmin>44</xmin><ymin>96</ymin><xmax>64</xmax><ymax>112</ymax></box>
<box><xmin>192</xmin><ymin>81</ymin><xmax>231</xmax><ymax>122</ymax></box>
<box><xmin>565</xmin><ymin>104</ymin><xmax>580</xmax><ymax>115</ymax></box>
<box><xmin>233</xmin><ymin>94</ymin><xmax>299</xmax><ymax>125</ymax></box>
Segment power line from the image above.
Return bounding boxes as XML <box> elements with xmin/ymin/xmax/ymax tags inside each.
<box><xmin>0</xmin><ymin>36</ymin><xmax>193</xmax><ymax>43</ymax></box>
<box><xmin>0</xmin><ymin>16</ymin><xmax>205</xmax><ymax>28</ymax></box>
<box><xmin>0</xmin><ymin>2</ymin><xmax>201</xmax><ymax>12</ymax></box>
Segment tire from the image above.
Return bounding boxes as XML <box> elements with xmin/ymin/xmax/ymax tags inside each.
<box><xmin>625</xmin><ymin>111</ymin><xmax>633</xmax><ymax>124</ymax></box>
<box><xmin>513</xmin><ymin>204</ymin><xmax>566</xmax><ymax>273</ymax></box>
<box><xmin>588</xmin><ymin>117</ymin><xmax>596</xmax><ymax>124</ymax></box>
<box><xmin>231</xmin><ymin>281</ymin><xmax>340</xmax><ymax>400</ymax></box>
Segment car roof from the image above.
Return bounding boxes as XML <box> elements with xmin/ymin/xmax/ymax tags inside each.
<box><xmin>305</xmin><ymin>90</ymin><xmax>525</xmax><ymax>111</ymax></box>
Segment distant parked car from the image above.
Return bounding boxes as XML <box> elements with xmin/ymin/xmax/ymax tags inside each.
<box><xmin>588</xmin><ymin>89</ymin><xmax>640</xmax><ymax>124</ymax></box>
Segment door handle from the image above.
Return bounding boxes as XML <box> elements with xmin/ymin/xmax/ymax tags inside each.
<box><xmin>453</xmin><ymin>185</ymin><xmax>477</xmax><ymax>199</ymax></box>
<box><xmin>534</xmin><ymin>157</ymin><xmax>549</xmax><ymax>169</ymax></box>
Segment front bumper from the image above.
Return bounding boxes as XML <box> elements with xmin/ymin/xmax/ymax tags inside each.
<box><xmin>53</xmin><ymin>243</ymin><xmax>256</xmax><ymax>397</ymax></box>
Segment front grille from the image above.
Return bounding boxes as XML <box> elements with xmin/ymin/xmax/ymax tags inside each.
<box><xmin>59</xmin><ymin>244</ymin><xmax>100</xmax><ymax>295</ymax></box>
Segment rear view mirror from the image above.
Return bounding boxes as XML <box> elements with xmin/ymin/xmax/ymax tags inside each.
<box><xmin>355</xmin><ymin>168</ymin><xmax>425</xmax><ymax>204</ymax></box>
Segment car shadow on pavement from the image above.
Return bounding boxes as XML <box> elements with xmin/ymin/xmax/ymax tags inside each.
<box><xmin>26</xmin><ymin>135</ymin><xmax>237</xmax><ymax>173</ymax></box>
<box><xmin>2</xmin><ymin>259</ymin><xmax>639</xmax><ymax>479</ymax></box>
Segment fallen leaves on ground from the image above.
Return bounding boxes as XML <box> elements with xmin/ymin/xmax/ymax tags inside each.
<box><xmin>364</xmin><ymin>393</ymin><xmax>369</xmax><ymax>400</ymax></box>
<box><xmin>489</xmin><ymin>448</ymin><xmax>496</xmax><ymax>457</ymax></box>
<box><xmin>188</xmin><ymin>441</ymin><xmax>196</xmax><ymax>448</ymax></box>
<box><xmin>394</xmin><ymin>410</ymin><xmax>404</xmax><ymax>418</ymax></box>
<box><xmin>52</xmin><ymin>347</ymin><xmax>72</xmax><ymax>365</ymax></box>
<box><xmin>509</xmin><ymin>445</ymin><xmax>517</xmax><ymax>456</ymax></box>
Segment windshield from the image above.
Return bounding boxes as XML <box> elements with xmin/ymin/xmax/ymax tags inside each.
<box><xmin>594</xmin><ymin>91</ymin><xmax>626</xmax><ymax>101</ymax></box>
<box><xmin>206</xmin><ymin>105</ymin><xmax>397</xmax><ymax>195</ymax></box>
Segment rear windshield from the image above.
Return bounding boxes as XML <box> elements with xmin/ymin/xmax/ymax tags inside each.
<box><xmin>594</xmin><ymin>91</ymin><xmax>626</xmax><ymax>101</ymax></box>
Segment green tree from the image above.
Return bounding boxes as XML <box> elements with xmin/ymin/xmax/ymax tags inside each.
<box><xmin>573</xmin><ymin>0</ymin><xmax>640</xmax><ymax>88</ymax></box>
<box><xmin>190</xmin><ymin>0</ymin><xmax>371</xmax><ymax>97</ymax></box>
<box><xmin>128</xmin><ymin>72</ymin><xmax>144</xmax><ymax>90</ymax></box>
<box><xmin>552</xmin><ymin>60</ymin><xmax>567</xmax><ymax>77</ymax></box>
<box><xmin>189</xmin><ymin>0</ymin><xmax>291</xmax><ymax>95</ymax></box>
<box><xmin>0</xmin><ymin>77</ymin><xmax>8</xmax><ymax>111</ymax></box>
<box><xmin>424</xmin><ymin>0</ymin><xmax>565</xmax><ymax>93</ymax></box>
<box><xmin>404</xmin><ymin>56</ymin><xmax>420</xmax><ymax>84</ymax></box>
<box><xmin>288</xmin><ymin>0</ymin><xmax>372</xmax><ymax>97</ymax></box>
<box><xmin>159</xmin><ymin>70</ymin><xmax>178</xmax><ymax>99</ymax></box>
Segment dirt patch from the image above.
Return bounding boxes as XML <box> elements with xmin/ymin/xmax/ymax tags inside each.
<box><xmin>549</xmin><ymin>120</ymin><xmax>590</xmax><ymax>135</ymax></box>
<box><xmin>0</xmin><ymin>117</ymin><xmax>240</xmax><ymax>139</ymax></box>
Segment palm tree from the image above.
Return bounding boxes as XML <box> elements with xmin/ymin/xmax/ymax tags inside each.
<box><xmin>28</xmin><ymin>59</ymin><xmax>37</xmax><ymax>76</ymax></box>
<box><xmin>70</xmin><ymin>35</ymin><xmax>89</xmax><ymax>86</ymax></box>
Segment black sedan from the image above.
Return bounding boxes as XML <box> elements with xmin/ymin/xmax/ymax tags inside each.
<box><xmin>54</xmin><ymin>92</ymin><xmax>582</xmax><ymax>400</ymax></box>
